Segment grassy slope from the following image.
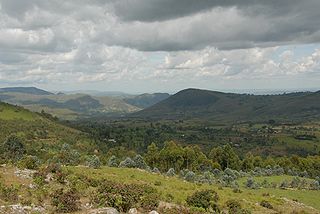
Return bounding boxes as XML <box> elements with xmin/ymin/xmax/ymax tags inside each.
<box><xmin>67</xmin><ymin>166</ymin><xmax>320</xmax><ymax>213</ymax></box>
<box><xmin>0</xmin><ymin>102</ymin><xmax>91</xmax><ymax>157</ymax></box>
<box><xmin>0</xmin><ymin>102</ymin><xmax>37</xmax><ymax>121</ymax></box>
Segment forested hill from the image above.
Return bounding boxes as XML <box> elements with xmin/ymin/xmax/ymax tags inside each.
<box><xmin>132</xmin><ymin>88</ymin><xmax>320</xmax><ymax>122</ymax></box>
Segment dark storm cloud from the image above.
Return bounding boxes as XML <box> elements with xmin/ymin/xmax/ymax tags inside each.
<box><xmin>111</xmin><ymin>0</ymin><xmax>302</xmax><ymax>22</ymax></box>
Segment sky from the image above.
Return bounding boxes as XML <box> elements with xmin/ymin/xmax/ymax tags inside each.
<box><xmin>0</xmin><ymin>0</ymin><xmax>320</xmax><ymax>93</ymax></box>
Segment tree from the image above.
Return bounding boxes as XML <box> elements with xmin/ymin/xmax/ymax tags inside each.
<box><xmin>242</xmin><ymin>152</ymin><xmax>254</xmax><ymax>171</ymax></box>
<box><xmin>3</xmin><ymin>135</ymin><xmax>25</xmax><ymax>161</ymax></box>
<box><xmin>145</xmin><ymin>143</ymin><xmax>159</xmax><ymax>168</ymax></box>
<box><xmin>159</xmin><ymin>141</ymin><xmax>184</xmax><ymax>171</ymax></box>
<box><xmin>209</xmin><ymin>145</ymin><xmax>240</xmax><ymax>170</ymax></box>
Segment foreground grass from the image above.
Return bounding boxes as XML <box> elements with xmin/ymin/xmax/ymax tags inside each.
<box><xmin>66</xmin><ymin>166</ymin><xmax>320</xmax><ymax>213</ymax></box>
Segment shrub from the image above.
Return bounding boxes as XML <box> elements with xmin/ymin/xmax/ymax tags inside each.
<box><xmin>290</xmin><ymin>177</ymin><xmax>301</xmax><ymax>188</ymax></box>
<box><xmin>18</xmin><ymin>155</ymin><xmax>40</xmax><ymax>170</ymax></box>
<box><xmin>140</xmin><ymin>192</ymin><xmax>160</xmax><ymax>210</ymax></box>
<box><xmin>119</xmin><ymin>157</ymin><xmax>136</xmax><ymax>168</ymax></box>
<box><xmin>260</xmin><ymin>200</ymin><xmax>273</xmax><ymax>209</ymax></box>
<box><xmin>107</xmin><ymin>155</ymin><xmax>118</xmax><ymax>167</ymax></box>
<box><xmin>152</xmin><ymin>167</ymin><xmax>160</xmax><ymax>174</ymax></box>
<box><xmin>50</xmin><ymin>188</ymin><xmax>80</xmax><ymax>213</ymax></box>
<box><xmin>166</xmin><ymin>168</ymin><xmax>175</xmax><ymax>177</ymax></box>
<box><xmin>280</xmin><ymin>180</ymin><xmax>288</xmax><ymax>189</ymax></box>
<box><xmin>86</xmin><ymin>155</ymin><xmax>101</xmax><ymax>169</ymax></box>
<box><xmin>226</xmin><ymin>199</ymin><xmax>242</xmax><ymax>213</ymax></box>
<box><xmin>310</xmin><ymin>180</ymin><xmax>320</xmax><ymax>190</ymax></box>
<box><xmin>186</xmin><ymin>190</ymin><xmax>219</xmax><ymax>211</ymax></box>
<box><xmin>184</xmin><ymin>171</ymin><xmax>196</xmax><ymax>182</ymax></box>
<box><xmin>133</xmin><ymin>155</ymin><xmax>148</xmax><ymax>169</ymax></box>
<box><xmin>3</xmin><ymin>135</ymin><xmax>25</xmax><ymax>161</ymax></box>
<box><xmin>246</xmin><ymin>177</ymin><xmax>255</xmax><ymax>189</ymax></box>
<box><xmin>90</xmin><ymin>179</ymin><xmax>160</xmax><ymax>212</ymax></box>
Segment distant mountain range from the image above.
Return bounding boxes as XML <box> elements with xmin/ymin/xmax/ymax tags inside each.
<box><xmin>0</xmin><ymin>87</ymin><xmax>170</xmax><ymax>120</ymax></box>
<box><xmin>132</xmin><ymin>88</ymin><xmax>320</xmax><ymax>123</ymax></box>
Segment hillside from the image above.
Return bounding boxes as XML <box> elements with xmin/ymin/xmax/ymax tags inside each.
<box><xmin>0</xmin><ymin>102</ymin><xmax>92</xmax><ymax>160</ymax></box>
<box><xmin>124</xmin><ymin>93</ymin><xmax>170</xmax><ymax>108</ymax></box>
<box><xmin>132</xmin><ymin>88</ymin><xmax>320</xmax><ymax>122</ymax></box>
<box><xmin>0</xmin><ymin>89</ymin><xmax>140</xmax><ymax>120</ymax></box>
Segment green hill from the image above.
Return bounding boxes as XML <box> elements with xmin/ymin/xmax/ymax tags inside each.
<box><xmin>133</xmin><ymin>88</ymin><xmax>320</xmax><ymax>123</ymax></box>
<box><xmin>0</xmin><ymin>102</ymin><xmax>92</xmax><ymax>160</ymax></box>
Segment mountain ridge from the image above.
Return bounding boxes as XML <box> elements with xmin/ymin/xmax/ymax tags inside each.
<box><xmin>132</xmin><ymin>88</ymin><xmax>320</xmax><ymax>122</ymax></box>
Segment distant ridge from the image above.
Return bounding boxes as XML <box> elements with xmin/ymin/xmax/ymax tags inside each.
<box><xmin>124</xmin><ymin>93</ymin><xmax>170</xmax><ymax>108</ymax></box>
<box><xmin>0</xmin><ymin>87</ymin><xmax>53</xmax><ymax>95</ymax></box>
<box><xmin>132</xmin><ymin>88</ymin><xmax>320</xmax><ymax>122</ymax></box>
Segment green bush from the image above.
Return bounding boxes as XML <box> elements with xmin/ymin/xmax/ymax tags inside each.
<box><xmin>260</xmin><ymin>200</ymin><xmax>273</xmax><ymax>209</ymax></box>
<box><xmin>86</xmin><ymin>155</ymin><xmax>101</xmax><ymax>169</ymax></box>
<box><xmin>3</xmin><ymin>134</ymin><xmax>25</xmax><ymax>161</ymax></box>
<box><xmin>226</xmin><ymin>199</ymin><xmax>251</xmax><ymax>214</ymax></box>
<box><xmin>18</xmin><ymin>155</ymin><xmax>40</xmax><ymax>169</ymax></box>
<box><xmin>90</xmin><ymin>179</ymin><xmax>160</xmax><ymax>212</ymax></box>
<box><xmin>50</xmin><ymin>188</ymin><xmax>80</xmax><ymax>213</ymax></box>
<box><xmin>186</xmin><ymin>189</ymin><xmax>219</xmax><ymax>211</ymax></box>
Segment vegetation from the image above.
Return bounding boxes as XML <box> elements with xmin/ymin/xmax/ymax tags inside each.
<box><xmin>0</xmin><ymin>99</ymin><xmax>320</xmax><ymax>213</ymax></box>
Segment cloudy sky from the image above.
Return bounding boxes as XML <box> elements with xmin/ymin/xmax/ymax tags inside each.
<box><xmin>0</xmin><ymin>0</ymin><xmax>320</xmax><ymax>93</ymax></box>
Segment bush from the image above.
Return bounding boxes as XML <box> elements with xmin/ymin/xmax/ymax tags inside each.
<box><xmin>184</xmin><ymin>171</ymin><xmax>196</xmax><ymax>182</ymax></box>
<box><xmin>18</xmin><ymin>155</ymin><xmax>40</xmax><ymax>170</ymax></box>
<box><xmin>3</xmin><ymin>135</ymin><xmax>25</xmax><ymax>161</ymax></box>
<box><xmin>186</xmin><ymin>190</ymin><xmax>219</xmax><ymax>211</ymax></box>
<box><xmin>226</xmin><ymin>199</ymin><xmax>242</xmax><ymax>213</ymax></box>
<box><xmin>166</xmin><ymin>168</ymin><xmax>175</xmax><ymax>177</ymax></box>
<box><xmin>152</xmin><ymin>167</ymin><xmax>160</xmax><ymax>174</ymax></box>
<box><xmin>50</xmin><ymin>188</ymin><xmax>80</xmax><ymax>213</ymax></box>
<box><xmin>107</xmin><ymin>155</ymin><xmax>118</xmax><ymax>167</ymax></box>
<box><xmin>140</xmin><ymin>192</ymin><xmax>160</xmax><ymax>210</ymax></box>
<box><xmin>310</xmin><ymin>180</ymin><xmax>320</xmax><ymax>190</ymax></box>
<box><xmin>260</xmin><ymin>200</ymin><xmax>273</xmax><ymax>209</ymax></box>
<box><xmin>90</xmin><ymin>179</ymin><xmax>160</xmax><ymax>212</ymax></box>
<box><xmin>86</xmin><ymin>155</ymin><xmax>101</xmax><ymax>169</ymax></box>
<box><xmin>133</xmin><ymin>155</ymin><xmax>148</xmax><ymax>169</ymax></box>
<box><xmin>225</xmin><ymin>199</ymin><xmax>251</xmax><ymax>214</ymax></box>
<box><xmin>119</xmin><ymin>157</ymin><xmax>136</xmax><ymax>168</ymax></box>
<box><xmin>246</xmin><ymin>177</ymin><xmax>255</xmax><ymax>189</ymax></box>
